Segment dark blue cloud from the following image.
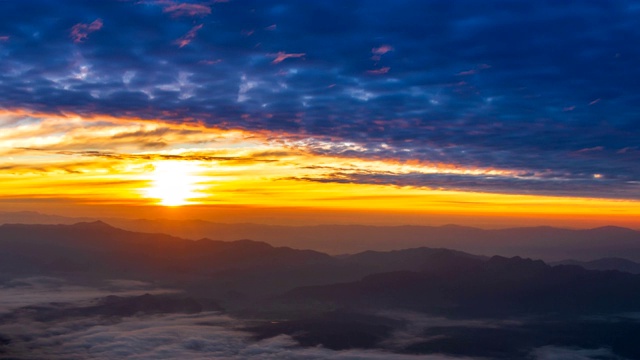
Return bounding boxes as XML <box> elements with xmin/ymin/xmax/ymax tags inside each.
<box><xmin>1</xmin><ymin>0</ymin><xmax>639</xmax><ymax>198</ymax></box>
<box><xmin>290</xmin><ymin>171</ymin><xmax>640</xmax><ymax>200</ymax></box>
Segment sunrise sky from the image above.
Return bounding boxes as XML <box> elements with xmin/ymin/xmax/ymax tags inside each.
<box><xmin>0</xmin><ymin>0</ymin><xmax>639</xmax><ymax>228</ymax></box>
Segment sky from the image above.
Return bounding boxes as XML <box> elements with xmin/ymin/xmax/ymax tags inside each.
<box><xmin>0</xmin><ymin>0</ymin><xmax>639</xmax><ymax>227</ymax></box>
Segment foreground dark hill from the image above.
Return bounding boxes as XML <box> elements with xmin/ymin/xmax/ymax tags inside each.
<box><xmin>281</xmin><ymin>256</ymin><xmax>640</xmax><ymax>318</ymax></box>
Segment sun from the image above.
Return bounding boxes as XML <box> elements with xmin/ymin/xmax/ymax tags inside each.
<box><xmin>145</xmin><ymin>161</ymin><xmax>204</xmax><ymax>206</ymax></box>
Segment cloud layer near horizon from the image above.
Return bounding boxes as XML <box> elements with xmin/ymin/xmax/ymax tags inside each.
<box><xmin>0</xmin><ymin>0</ymin><xmax>639</xmax><ymax>202</ymax></box>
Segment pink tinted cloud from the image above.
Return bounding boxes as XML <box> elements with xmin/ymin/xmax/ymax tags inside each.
<box><xmin>174</xmin><ymin>24</ymin><xmax>203</xmax><ymax>48</ymax></box>
<box><xmin>268</xmin><ymin>51</ymin><xmax>305</xmax><ymax>64</ymax></box>
<box><xmin>589</xmin><ymin>98</ymin><xmax>601</xmax><ymax>106</ymax></box>
<box><xmin>163</xmin><ymin>3</ymin><xmax>211</xmax><ymax>17</ymax></box>
<box><xmin>456</xmin><ymin>69</ymin><xmax>477</xmax><ymax>76</ymax></box>
<box><xmin>576</xmin><ymin>146</ymin><xmax>604</xmax><ymax>153</ymax></box>
<box><xmin>371</xmin><ymin>44</ymin><xmax>393</xmax><ymax>61</ymax></box>
<box><xmin>457</xmin><ymin>64</ymin><xmax>491</xmax><ymax>76</ymax></box>
<box><xmin>0</xmin><ymin>36</ymin><xmax>9</xmax><ymax>42</ymax></box>
<box><xmin>265</xmin><ymin>24</ymin><xmax>277</xmax><ymax>31</ymax></box>
<box><xmin>198</xmin><ymin>59</ymin><xmax>222</xmax><ymax>65</ymax></box>
<box><xmin>617</xmin><ymin>147</ymin><xmax>637</xmax><ymax>154</ymax></box>
<box><xmin>372</xmin><ymin>45</ymin><xmax>393</xmax><ymax>55</ymax></box>
<box><xmin>367</xmin><ymin>67</ymin><xmax>390</xmax><ymax>75</ymax></box>
<box><xmin>70</xmin><ymin>19</ymin><xmax>103</xmax><ymax>43</ymax></box>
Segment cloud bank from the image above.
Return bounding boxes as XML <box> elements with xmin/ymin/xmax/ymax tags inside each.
<box><xmin>0</xmin><ymin>0</ymin><xmax>639</xmax><ymax>201</ymax></box>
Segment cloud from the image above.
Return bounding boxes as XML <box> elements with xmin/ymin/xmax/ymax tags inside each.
<box><xmin>371</xmin><ymin>45</ymin><xmax>393</xmax><ymax>61</ymax></box>
<box><xmin>0</xmin><ymin>284</ymin><xmax>476</xmax><ymax>360</ymax></box>
<box><xmin>372</xmin><ymin>45</ymin><xmax>393</xmax><ymax>56</ymax></box>
<box><xmin>0</xmin><ymin>1</ymin><xmax>639</xmax><ymax>201</ymax></box>
<box><xmin>375</xmin><ymin>310</ymin><xmax>522</xmax><ymax>350</ymax></box>
<box><xmin>52</xmin><ymin>149</ymin><xmax>283</xmax><ymax>165</ymax></box>
<box><xmin>174</xmin><ymin>24</ymin><xmax>203</xmax><ymax>48</ymax></box>
<box><xmin>70</xmin><ymin>19</ymin><xmax>103</xmax><ymax>43</ymax></box>
<box><xmin>237</xmin><ymin>74</ymin><xmax>258</xmax><ymax>102</ymax></box>
<box><xmin>0</xmin><ymin>276</ymin><xmax>173</xmax><ymax>314</ymax></box>
<box><xmin>268</xmin><ymin>52</ymin><xmax>306</xmax><ymax>64</ymax></box>
<box><xmin>3</xmin><ymin>316</ymin><xmax>479</xmax><ymax>360</ymax></box>
<box><xmin>575</xmin><ymin>146</ymin><xmax>604</xmax><ymax>153</ymax></box>
<box><xmin>4</xmin><ymin>105</ymin><xmax>637</xmax><ymax>202</ymax></box>
<box><xmin>162</xmin><ymin>3</ymin><xmax>211</xmax><ymax>17</ymax></box>
<box><xmin>367</xmin><ymin>67</ymin><xmax>390</xmax><ymax>75</ymax></box>
<box><xmin>531</xmin><ymin>346</ymin><xmax>625</xmax><ymax>360</ymax></box>
<box><xmin>0</xmin><ymin>111</ymin><xmax>256</xmax><ymax>154</ymax></box>
<box><xmin>0</xmin><ymin>313</ymin><xmax>476</xmax><ymax>360</ymax></box>
<box><xmin>0</xmin><ymin>283</ymin><xmax>636</xmax><ymax>360</ymax></box>
<box><xmin>288</xmin><ymin>169</ymin><xmax>640</xmax><ymax>200</ymax></box>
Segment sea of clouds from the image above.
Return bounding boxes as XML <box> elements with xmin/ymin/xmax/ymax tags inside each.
<box><xmin>0</xmin><ymin>277</ymin><xmax>623</xmax><ymax>360</ymax></box>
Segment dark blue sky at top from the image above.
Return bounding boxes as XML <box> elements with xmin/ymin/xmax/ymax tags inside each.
<box><xmin>0</xmin><ymin>0</ymin><xmax>639</xmax><ymax>199</ymax></box>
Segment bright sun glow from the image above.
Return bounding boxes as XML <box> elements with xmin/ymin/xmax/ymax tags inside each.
<box><xmin>145</xmin><ymin>161</ymin><xmax>204</xmax><ymax>206</ymax></box>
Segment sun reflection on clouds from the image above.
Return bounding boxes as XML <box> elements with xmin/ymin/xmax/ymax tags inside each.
<box><xmin>0</xmin><ymin>109</ymin><xmax>639</xmax><ymax>227</ymax></box>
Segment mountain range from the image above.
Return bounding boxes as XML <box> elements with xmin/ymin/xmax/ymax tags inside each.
<box><xmin>3</xmin><ymin>220</ymin><xmax>640</xmax><ymax>359</ymax></box>
<box><xmin>2</xmin><ymin>211</ymin><xmax>640</xmax><ymax>261</ymax></box>
<box><xmin>2</xmin><ymin>220</ymin><xmax>640</xmax><ymax>311</ymax></box>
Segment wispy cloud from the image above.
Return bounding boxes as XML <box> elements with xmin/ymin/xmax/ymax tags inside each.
<box><xmin>368</xmin><ymin>67</ymin><xmax>390</xmax><ymax>75</ymax></box>
<box><xmin>0</xmin><ymin>276</ymin><xmax>173</xmax><ymax>314</ymax></box>
<box><xmin>174</xmin><ymin>24</ymin><xmax>203</xmax><ymax>48</ymax></box>
<box><xmin>53</xmin><ymin>150</ymin><xmax>282</xmax><ymax>165</ymax></box>
<box><xmin>289</xmin><ymin>169</ymin><xmax>640</xmax><ymax>200</ymax></box>
<box><xmin>371</xmin><ymin>44</ymin><xmax>393</xmax><ymax>60</ymax></box>
<box><xmin>372</xmin><ymin>45</ymin><xmax>393</xmax><ymax>55</ymax></box>
<box><xmin>162</xmin><ymin>2</ymin><xmax>211</xmax><ymax>17</ymax></box>
<box><xmin>70</xmin><ymin>18</ymin><xmax>103</xmax><ymax>43</ymax></box>
<box><xmin>531</xmin><ymin>346</ymin><xmax>623</xmax><ymax>360</ymax></box>
<box><xmin>268</xmin><ymin>51</ymin><xmax>305</xmax><ymax>64</ymax></box>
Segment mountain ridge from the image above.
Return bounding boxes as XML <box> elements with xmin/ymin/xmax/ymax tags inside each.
<box><xmin>2</xmin><ymin>211</ymin><xmax>640</xmax><ymax>260</ymax></box>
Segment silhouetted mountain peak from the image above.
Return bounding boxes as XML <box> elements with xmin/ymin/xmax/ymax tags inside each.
<box><xmin>589</xmin><ymin>225</ymin><xmax>636</xmax><ymax>234</ymax></box>
<box><xmin>485</xmin><ymin>256</ymin><xmax>548</xmax><ymax>273</ymax></box>
<box><xmin>71</xmin><ymin>220</ymin><xmax>115</xmax><ymax>229</ymax></box>
<box><xmin>232</xmin><ymin>239</ymin><xmax>275</xmax><ymax>248</ymax></box>
<box><xmin>438</xmin><ymin>224</ymin><xmax>477</xmax><ymax>230</ymax></box>
<box><xmin>552</xmin><ymin>257</ymin><xmax>640</xmax><ymax>274</ymax></box>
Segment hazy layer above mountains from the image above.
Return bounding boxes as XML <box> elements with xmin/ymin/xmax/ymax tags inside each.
<box><xmin>3</xmin><ymin>211</ymin><xmax>640</xmax><ymax>261</ymax></box>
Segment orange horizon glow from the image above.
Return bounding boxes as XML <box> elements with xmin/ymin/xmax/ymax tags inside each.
<box><xmin>1</xmin><ymin>109</ymin><xmax>639</xmax><ymax>229</ymax></box>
